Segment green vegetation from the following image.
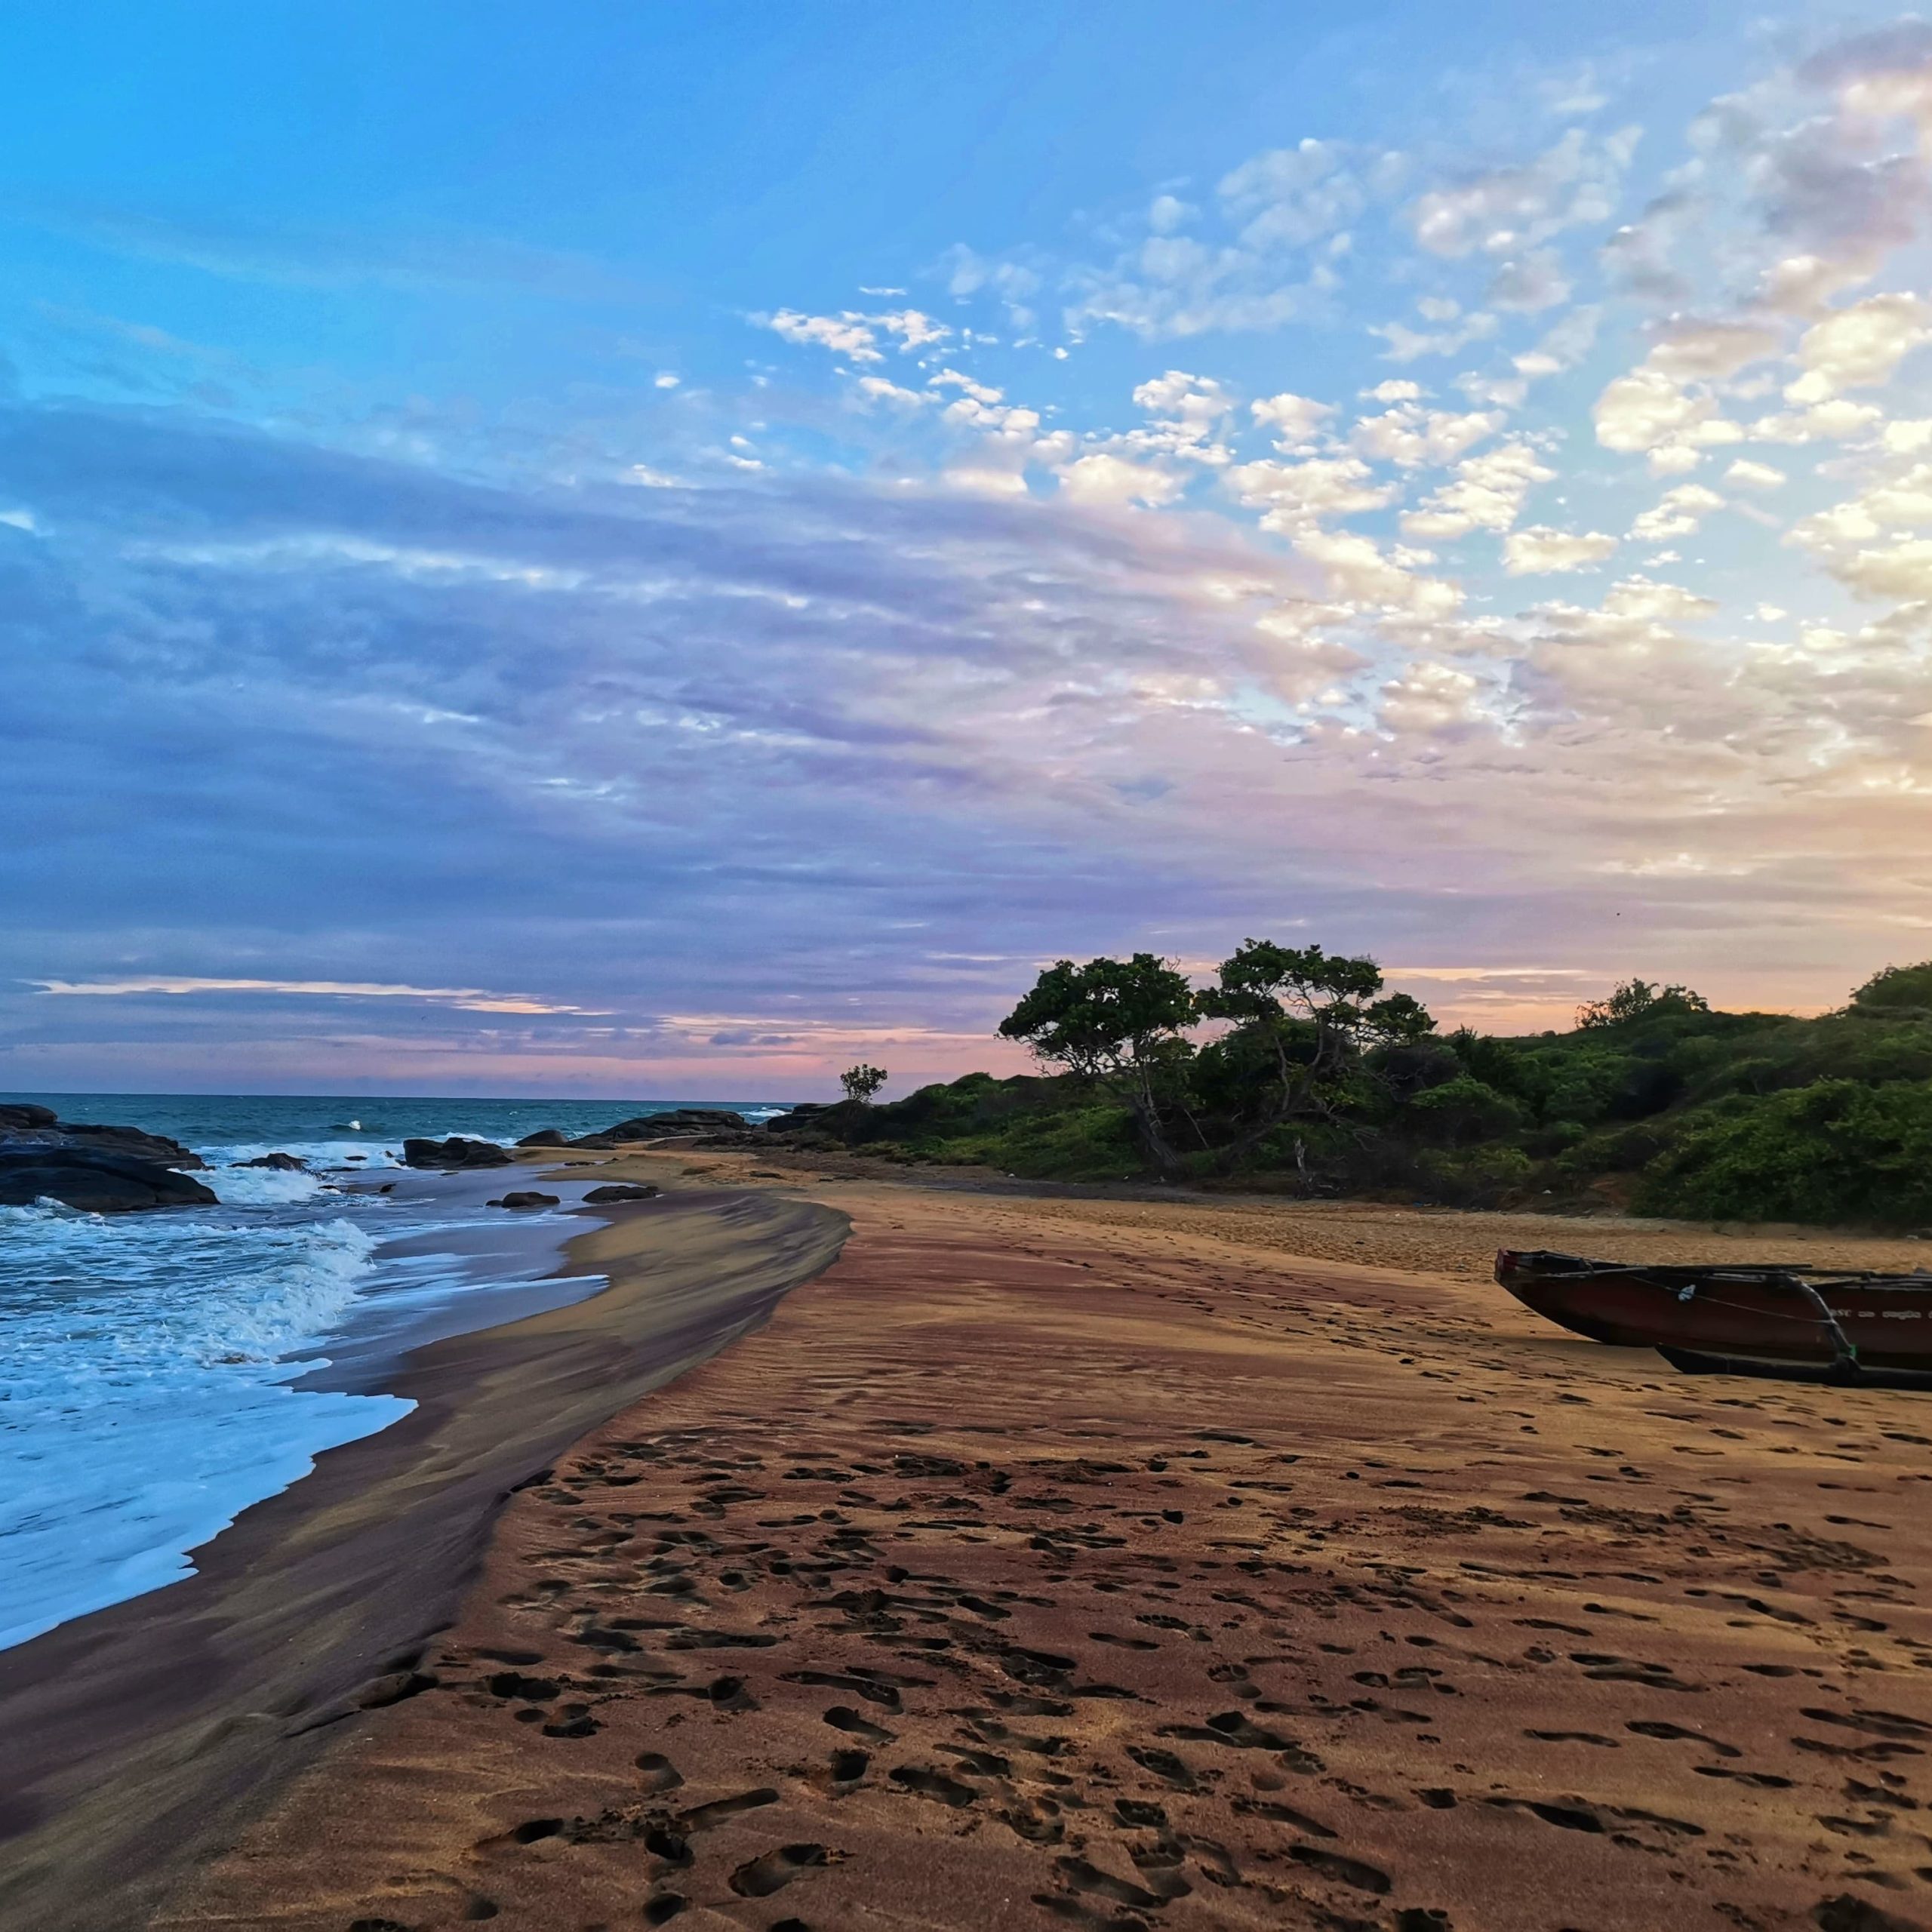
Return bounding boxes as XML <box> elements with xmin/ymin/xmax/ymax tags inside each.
<box><xmin>772</xmin><ymin>949</ymin><xmax>1932</xmax><ymax>1229</ymax></box>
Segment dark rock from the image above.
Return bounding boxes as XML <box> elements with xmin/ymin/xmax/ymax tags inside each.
<box><xmin>602</xmin><ymin>1109</ymin><xmax>748</xmax><ymax>1140</ymax></box>
<box><xmin>761</xmin><ymin>1105</ymin><xmax>829</xmax><ymax>1135</ymax></box>
<box><xmin>0</xmin><ymin>1147</ymin><xmax>220</xmax><ymax>1214</ymax></box>
<box><xmin>487</xmin><ymin>1190</ymin><xmax>561</xmax><ymax>1209</ymax></box>
<box><xmin>567</xmin><ymin>1134</ymin><xmax>617</xmax><ymax>1149</ymax></box>
<box><xmin>0</xmin><ymin>1105</ymin><xmax>208</xmax><ymax>1170</ymax></box>
<box><xmin>60</xmin><ymin>1122</ymin><xmax>208</xmax><ymax>1169</ymax></box>
<box><xmin>583</xmin><ymin>1183</ymin><xmax>660</xmax><ymax>1204</ymax></box>
<box><xmin>515</xmin><ymin>1128</ymin><xmax>570</xmax><ymax>1148</ymax></box>
<box><xmin>401</xmin><ymin>1136</ymin><xmax>513</xmax><ymax>1170</ymax></box>
<box><xmin>234</xmin><ymin>1152</ymin><xmax>306</xmax><ymax>1171</ymax></box>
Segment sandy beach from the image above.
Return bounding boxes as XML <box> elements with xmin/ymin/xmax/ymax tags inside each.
<box><xmin>0</xmin><ymin>1177</ymin><xmax>848</xmax><ymax>1932</ymax></box>
<box><xmin>149</xmin><ymin>1150</ymin><xmax>1932</xmax><ymax>1932</ymax></box>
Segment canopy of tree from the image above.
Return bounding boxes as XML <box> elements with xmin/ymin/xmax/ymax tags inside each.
<box><xmin>789</xmin><ymin>955</ymin><xmax>1932</xmax><ymax>1231</ymax></box>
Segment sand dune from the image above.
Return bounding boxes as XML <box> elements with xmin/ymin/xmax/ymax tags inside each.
<box><xmin>162</xmin><ymin>1164</ymin><xmax>1932</xmax><ymax>1932</ymax></box>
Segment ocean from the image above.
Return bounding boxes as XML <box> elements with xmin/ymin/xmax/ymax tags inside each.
<box><xmin>0</xmin><ymin>1092</ymin><xmax>783</xmax><ymax>1652</ymax></box>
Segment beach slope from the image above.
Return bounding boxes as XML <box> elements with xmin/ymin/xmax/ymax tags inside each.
<box><xmin>161</xmin><ymin>1174</ymin><xmax>1932</xmax><ymax>1931</ymax></box>
<box><xmin>0</xmin><ymin>1185</ymin><xmax>848</xmax><ymax>1932</ymax></box>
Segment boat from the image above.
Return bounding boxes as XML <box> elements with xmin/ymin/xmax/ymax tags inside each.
<box><xmin>1494</xmin><ymin>1247</ymin><xmax>1932</xmax><ymax>1386</ymax></box>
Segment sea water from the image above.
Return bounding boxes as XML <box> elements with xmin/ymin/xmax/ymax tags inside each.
<box><xmin>0</xmin><ymin>1092</ymin><xmax>782</xmax><ymax>1651</ymax></box>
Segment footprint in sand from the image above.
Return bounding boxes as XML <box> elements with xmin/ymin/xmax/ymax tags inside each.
<box><xmin>729</xmin><ymin>1842</ymin><xmax>832</xmax><ymax>1897</ymax></box>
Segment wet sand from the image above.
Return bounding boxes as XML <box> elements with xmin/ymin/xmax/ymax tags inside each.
<box><xmin>162</xmin><ymin>1160</ymin><xmax>1932</xmax><ymax>1932</ymax></box>
<box><xmin>0</xmin><ymin>1178</ymin><xmax>848</xmax><ymax>1932</ymax></box>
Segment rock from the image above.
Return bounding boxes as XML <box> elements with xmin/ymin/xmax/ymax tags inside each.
<box><xmin>0</xmin><ymin>1147</ymin><xmax>220</xmax><ymax>1214</ymax></box>
<box><xmin>583</xmin><ymin>1183</ymin><xmax>660</xmax><ymax>1204</ymax></box>
<box><xmin>567</xmin><ymin>1133</ymin><xmax>617</xmax><ymax>1149</ymax></box>
<box><xmin>487</xmin><ymin>1190</ymin><xmax>561</xmax><ymax>1209</ymax></box>
<box><xmin>0</xmin><ymin>1104</ymin><xmax>208</xmax><ymax>1170</ymax></box>
<box><xmin>401</xmin><ymin>1136</ymin><xmax>513</xmax><ymax>1170</ymax></box>
<box><xmin>601</xmin><ymin>1109</ymin><xmax>748</xmax><ymax>1140</ymax></box>
<box><xmin>515</xmin><ymin>1129</ymin><xmax>570</xmax><ymax>1147</ymax></box>
<box><xmin>234</xmin><ymin>1152</ymin><xmax>306</xmax><ymax>1171</ymax></box>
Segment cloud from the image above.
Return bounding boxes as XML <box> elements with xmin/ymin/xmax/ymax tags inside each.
<box><xmin>1251</xmin><ymin>390</ymin><xmax>1337</xmax><ymax>450</ymax></box>
<box><xmin>1629</xmin><ymin>482</ymin><xmax>1724</xmax><ymax>543</ymax></box>
<box><xmin>1785</xmin><ymin>293</ymin><xmax>1930</xmax><ymax>403</ymax></box>
<box><xmin>1408</xmin><ymin>127</ymin><xmax>1638</xmax><ymax>257</ymax></box>
<box><xmin>1502</xmin><ymin>526</ymin><xmax>1618</xmax><ymax>574</ymax></box>
<box><xmin>1401</xmin><ymin>441</ymin><xmax>1554</xmax><ymax>539</ymax></box>
<box><xmin>1350</xmin><ymin>403</ymin><xmax>1502</xmax><ymax>469</ymax></box>
<box><xmin>760</xmin><ymin>308</ymin><xmax>884</xmax><ymax>362</ymax></box>
<box><xmin>32</xmin><ymin>977</ymin><xmax>603</xmax><ymax>1014</ymax></box>
<box><xmin>1056</xmin><ymin>452</ymin><xmax>1183</xmax><ymax>508</ymax></box>
<box><xmin>1224</xmin><ymin>455</ymin><xmax>1396</xmax><ymax>527</ymax></box>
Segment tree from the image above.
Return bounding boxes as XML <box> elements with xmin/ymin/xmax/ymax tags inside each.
<box><xmin>1849</xmin><ymin>960</ymin><xmax>1932</xmax><ymax>1017</ymax></box>
<box><xmin>840</xmin><ymin>1063</ymin><xmax>888</xmax><ymax>1104</ymax></box>
<box><xmin>1577</xmin><ymin>978</ymin><xmax>1710</xmax><ymax>1029</ymax></box>
<box><xmin>1194</xmin><ymin>939</ymin><xmax>1434</xmax><ymax>1170</ymax></box>
<box><xmin>998</xmin><ymin>954</ymin><xmax>1196</xmax><ymax>1177</ymax></box>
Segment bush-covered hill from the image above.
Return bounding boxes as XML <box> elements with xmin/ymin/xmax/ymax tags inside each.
<box><xmin>772</xmin><ymin>957</ymin><xmax>1932</xmax><ymax>1229</ymax></box>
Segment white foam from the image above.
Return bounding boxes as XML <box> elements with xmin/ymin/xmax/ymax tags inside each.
<box><xmin>0</xmin><ymin>1205</ymin><xmax>408</xmax><ymax>1651</ymax></box>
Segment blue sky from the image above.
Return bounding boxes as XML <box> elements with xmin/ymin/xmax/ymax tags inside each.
<box><xmin>5</xmin><ymin>2</ymin><xmax>1931</xmax><ymax>1096</ymax></box>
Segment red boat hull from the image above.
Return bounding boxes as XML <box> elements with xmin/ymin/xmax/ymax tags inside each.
<box><xmin>1496</xmin><ymin>1253</ymin><xmax>1932</xmax><ymax>1371</ymax></box>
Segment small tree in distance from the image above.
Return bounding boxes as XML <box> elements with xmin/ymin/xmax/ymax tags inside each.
<box><xmin>841</xmin><ymin>1063</ymin><xmax>888</xmax><ymax>1104</ymax></box>
<box><xmin>1577</xmin><ymin>979</ymin><xmax>1710</xmax><ymax>1029</ymax></box>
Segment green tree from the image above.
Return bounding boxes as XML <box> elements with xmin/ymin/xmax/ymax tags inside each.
<box><xmin>1577</xmin><ymin>978</ymin><xmax>1710</xmax><ymax>1029</ymax></box>
<box><xmin>1195</xmin><ymin>940</ymin><xmax>1434</xmax><ymax>1171</ymax></box>
<box><xmin>840</xmin><ymin>1063</ymin><xmax>888</xmax><ymax>1104</ymax></box>
<box><xmin>1849</xmin><ymin>960</ymin><xmax>1932</xmax><ymax>1017</ymax></box>
<box><xmin>998</xmin><ymin>953</ymin><xmax>1196</xmax><ymax>1177</ymax></box>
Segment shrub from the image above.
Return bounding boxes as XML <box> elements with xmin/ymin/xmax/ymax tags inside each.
<box><xmin>1635</xmin><ymin>1079</ymin><xmax>1932</xmax><ymax>1226</ymax></box>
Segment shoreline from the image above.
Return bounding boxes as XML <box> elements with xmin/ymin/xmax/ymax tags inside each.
<box><xmin>0</xmin><ymin>1167</ymin><xmax>849</xmax><ymax>1932</ymax></box>
<box><xmin>162</xmin><ymin>1157</ymin><xmax>1932</xmax><ymax>1932</ymax></box>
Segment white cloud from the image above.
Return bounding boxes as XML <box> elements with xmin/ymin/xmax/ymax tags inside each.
<box><xmin>1294</xmin><ymin>528</ymin><xmax>1463</xmax><ymax>616</ymax></box>
<box><xmin>855</xmin><ymin>374</ymin><xmax>931</xmax><ymax>408</ymax></box>
<box><xmin>32</xmin><ymin>976</ymin><xmax>602</xmax><ymax>1014</ymax></box>
<box><xmin>1785</xmin><ymin>294</ymin><xmax>1930</xmax><ymax>403</ymax></box>
<box><xmin>1409</xmin><ymin>126</ymin><xmax>1638</xmax><ymax>257</ymax></box>
<box><xmin>1401</xmin><ymin>440</ymin><xmax>1553</xmax><ymax>538</ymax></box>
<box><xmin>1628</xmin><ymin>482</ymin><xmax>1724</xmax><ymax>543</ymax></box>
<box><xmin>1724</xmin><ymin>457</ymin><xmax>1787</xmax><ymax>489</ymax></box>
<box><xmin>1350</xmin><ymin>404</ymin><xmax>1502</xmax><ymax>469</ymax></box>
<box><xmin>1372</xmin><ymin>310</ymin><xmax>1499</xmax><ymax>363</ymax></box>
<box><xmin>1225</xmin><ymin>455</ymin><xmax>1396</xmax><ymax>527</ymax></box>
<box><xmin>1057</xmin><ymin>452</ymin><xmax>1183</xmax><ymax>509</ymax></box>
<box><xmin>1600</xmin><ymin>576</ymin><xmax>1719</xmax><ymax>623</ymax></box>
<box><xmin>1502</xmin><ymin>525</ymin><xmax>1619</xmax><ymax>574</ymax></box>
<box><xmin>1251</xmin><ymin>390</ymin><xmax>1337</xmax><ymax>449</ymax></box>
<box><xmin>875</xmin><ymin>309</ymin><xmax>949</xmax><ymax>350</ymax></box>
<box><xmin>761</xmin><ymin>308</ymin><xmax>883</xmax><ymax>362</ymax></box>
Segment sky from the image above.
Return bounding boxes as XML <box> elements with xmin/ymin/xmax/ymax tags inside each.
<box><xmin>5</xmin><ymin>1</ymin><xmax>1932</xmax><ymax>1098</ymax></box>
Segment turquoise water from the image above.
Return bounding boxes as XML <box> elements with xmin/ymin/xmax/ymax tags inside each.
<box><xmin>0</xmin><ymin>1091</ymin><xmax>778</xmax><ymax>1651</ymax></box>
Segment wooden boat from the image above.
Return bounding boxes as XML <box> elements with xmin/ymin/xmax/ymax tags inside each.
<box><xmin>1494</xmin><ymin>1247</ymin><xmax>1932</xmax><ymax>1385</ymax></box>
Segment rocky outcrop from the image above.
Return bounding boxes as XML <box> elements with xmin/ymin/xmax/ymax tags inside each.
<box><xmin>401</xmin><ymin>1137</ymin><xmax>513</xmax><ymax>1170</ymax></box>
<box><xmin>235</xmin><ymin>1152</ymin><xmax>306</xmax><ymax>1171</ymax></box>
<box><xmin>515</xmin><ymin>1129</ymin><xmax>569</xmax><ymax>1148</ymax></box>
<box><xmin>583</xmin><ymin>1183</ymin><xmax>660</xmax><ymax>1204</ymax></box>
<box><xmin>0</xmin><ymin>1104</ymin><xmax>206</xmax><ymax>1170</ymax></box>
<box><xmin>485</xmin><ymin>1190</ymin><xmax>559</xmax><ymax>1210</ymax></box>
<box><xmin>0</xmin><ymin>1147</ymin><xmax>220</xmax><ymax>1214</ymax></box>
<box><xmin>595</xmin><ymin>1110</ymin><xmax>748</xmax><ymax>1142</ymax></box>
